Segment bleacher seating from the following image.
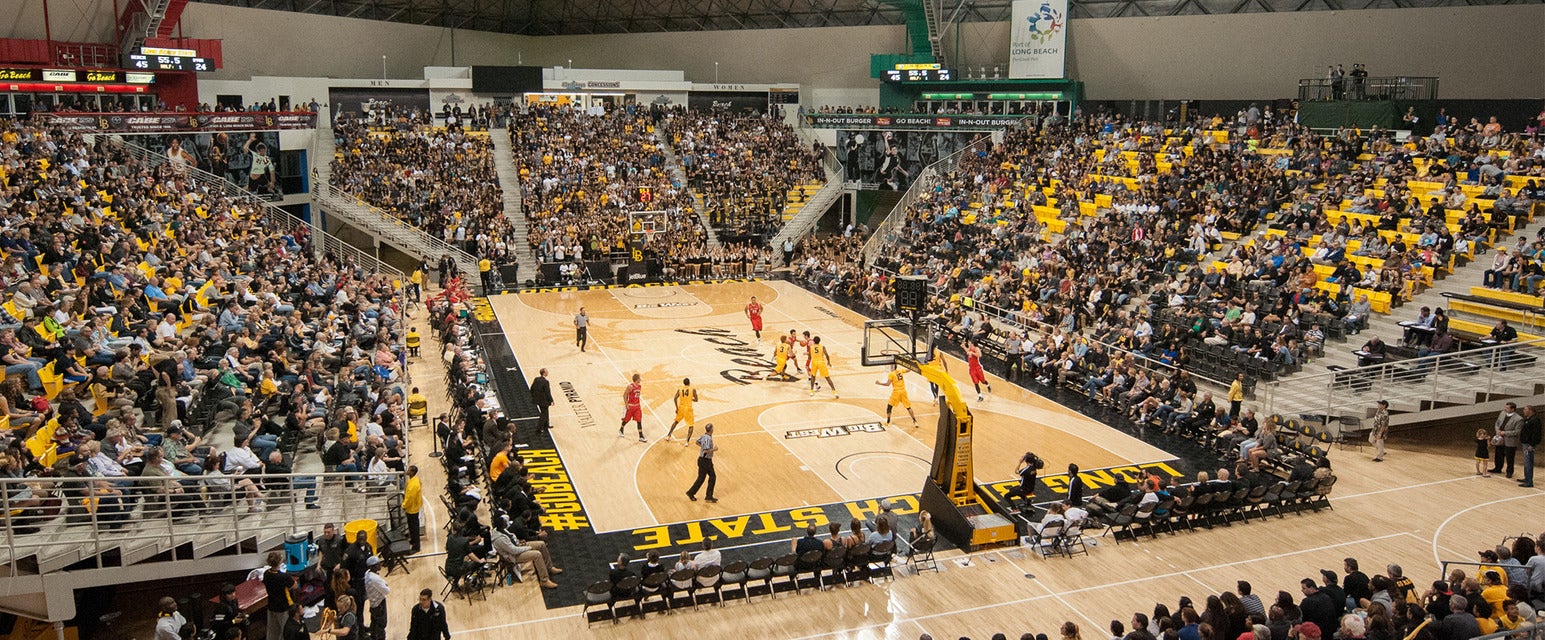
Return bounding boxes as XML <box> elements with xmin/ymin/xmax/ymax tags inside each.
<box><xmin>670</xmin><ymin>108</ymin><xmax>825</xmax><ymax>243</ymax></box>
<box><xmin>331</xmin><ymin>116</ymin><xmax>512</xmax><ymax>262</ymax></box>
<box><xmin>0</xmin><ymin>117</ymin><xmax>409</xmax><ymax>571</ymax></box>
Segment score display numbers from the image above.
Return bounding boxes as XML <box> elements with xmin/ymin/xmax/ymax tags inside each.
<box><xmin>125</xmin><ymin>54</ymin><xmax>213</xmax><ymax>72</ymax></box>
<box><xmin>884</xmin><ymin>68</ymin><xmax>953</xmax><ymax>82</ymax></box>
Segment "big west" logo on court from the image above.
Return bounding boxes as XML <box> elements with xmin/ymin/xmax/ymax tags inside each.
<box><xmin>784</xmin><ymin>421</ymin><xmax>885</xmax><ymax>440</ymax></box>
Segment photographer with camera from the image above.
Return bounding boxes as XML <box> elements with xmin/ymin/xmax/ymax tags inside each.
<box><xmin>1004</xmin><ymin>451</ymin><xmax>1046</xmax><ymax>514</ymax></box>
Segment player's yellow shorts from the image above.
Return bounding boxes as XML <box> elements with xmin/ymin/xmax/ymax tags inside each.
<box><xmin>775</xmin><ymin>355</ymin><xmax>788</xmax><ymax>374</ymax></box>
<box><xmin>675</xmin><ymin>409</ymin><xmax>694</xmax><ymax>424</ymax></box>
<box><xmin>810</xmin><ymin>363</ymin><xmax>830</xmax><ymax>378</ymax></box>
<box><xmin>889</xmin><ymin>391</ymin><xmax>910</xmax><ymax>409</ymax></box>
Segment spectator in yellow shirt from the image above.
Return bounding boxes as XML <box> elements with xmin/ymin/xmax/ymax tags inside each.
<box><xmin>1228</xmin><ymin>372</ymin><xmax>1245</xmax><ymax>418</ymax></box>
<box><xmin>489</xmin><ymin>440</ymin><xmax>512</xmax><ymax>483</ymax></box>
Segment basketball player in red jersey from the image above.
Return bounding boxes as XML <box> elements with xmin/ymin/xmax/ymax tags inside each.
<box><xmin>965</xmin><ymin>341</ymin><xmax>991</xmax><ymax>401</ymax></box>
<box><xmin>786</xmin><ymin>329</ymin><xmax>806</xmax><ymax>374</ymax></box>
<box><xmin>799</xmin><ymin>330</ymin><xmax>814</xmax><ymax>375</ymax></box>
<box><xmin>745</xmin><ymin>296</ymin><xmax>764</xmax><ymax>342</ymax></box>
<box><xmin>620</xmin><ymin>373</ymin><xmax>646</xmax><ymax>442</ymax></box>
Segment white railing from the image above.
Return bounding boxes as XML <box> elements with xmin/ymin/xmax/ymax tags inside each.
<box><xmin>1260</xmin><ymin>336</ymin><xmax>1545</xmax><ymax>420</ymax></box>
<box><xmin>0</xmin><ymin>472</ymin><xmax>402</xmax><ymax>575</ymax></box>
<box><xmin>771</xmin><ymin>179</ymin><xmax>844</xmax><ymax>248</ymax></box>
<box><xmin>312</xmin><ymin>182</ymin><xmax>482</xmax><ymax>279</ymax></box>
<box><xmin>861</xmin><ymin>135</ymin><xmax>993</xmax><ymax>265</ymax></box>
<box><xmin>94</xmin><ymin>136</ymin><xmax>404</xmax><ymax>282</ymax></box>
<box><xmin>820</xmin><ymin>145</ymin><xmax>843</xmax><ymax>181</ymax></box>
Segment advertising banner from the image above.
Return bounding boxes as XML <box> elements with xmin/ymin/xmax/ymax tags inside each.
<box><xmin>44</xmin><ymin>112</ymin><xmax>316</xmax><ymax>133</ymax></box>
<box><xmin>687</xmin><ymin>91</ymin><xmax>769</xmax><ymax>114</ymax></box>
<box><xmin>804</xmin><ymin>114</ymin><xmax>1023</xmax><ymax>129</ymax></box>
<box><xmin>836</xmin><ymin>130</ymin><xmax>986</xmax><ymax>191</ymax></box>
<box><xmin>1008</xmin><ymin>0</ymin><xmax>1069</xmax><ymax>79</ymax></box>
<box><xmin>132</xmin><ymin>131</ymin><xmax>284</xmax><ymax>196</ymax></box>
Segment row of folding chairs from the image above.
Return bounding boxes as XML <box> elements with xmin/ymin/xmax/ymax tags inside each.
<box><xmin>1024</xmin><ymin>520</ymin><xmax>1091</xmax><ymax>559</ymax></box>
<box><xmin>583</xmin><ymin>542</ymin><xmax>898</xmax><ymax>625</ymax></box>
<box><xmin>1096</xmin><ymin>475</ymin><xmax>1338</xmax><ymax>543</ymax></box>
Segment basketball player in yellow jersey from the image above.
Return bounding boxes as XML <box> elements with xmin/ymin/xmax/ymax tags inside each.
<box><xmin>770</xmin><ymin>336</ymin><xmax>797</xmax><ymax>381</ymax></box>
<box><xmin>807</xmin><ymin>336</ymin><xmax>838</xmax><ymax>398</ymax></box>
<box><xmin>875</xmin><ymin>363</ymin><xmax>918</xmax><ymax>426</ymax></box>
<box><xmin>664</xmin><ymin>378</ymin><xmax>699</xmax><ymax>443</ymax></box>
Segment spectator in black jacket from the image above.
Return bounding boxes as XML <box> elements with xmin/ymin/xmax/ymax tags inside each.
<box><xmin>1435</xmin><ymin>596</ymin><xmax>1480</xmax><ymax>640</ymax></box>
<box><xmin>1519</xmin><ymin>405</ymin><xmax>1540</xmax><ymax>489</ymax></box>
<box><xmin>1318</xmin><ymin>569</ymin><xmax>1348</xmax><ymax>619</ymax></box>
<box><xmin>1343</xmin><ymin>558</ymin><xmax>1372</xmax><ymax>609</ymax></box>
<box><xmin>1300</xmin><ymin>578</ymin><xmax>1339</xmax><ymax>634</ymax></box>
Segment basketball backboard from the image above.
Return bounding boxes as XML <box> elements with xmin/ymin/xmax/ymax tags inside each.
<box><xmin>861</xmin><ymin>317</ymin><xmax>935</xmax><ymax>367</ymax></box>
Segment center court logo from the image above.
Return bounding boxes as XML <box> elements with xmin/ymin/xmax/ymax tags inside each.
<box><xmin>634</xmin><ymin>301</ymin><xmax>697</xmax><ymax>309</ymax></box>
<box><xmin>785</xmin><ymin>421</ymin><xmax>886</xmax><ymax>440</ymax></box>
<box><xmin>1024</xmin><ymin>2</ymin><xmax>1064</xmax><ymax>44</ymax></box>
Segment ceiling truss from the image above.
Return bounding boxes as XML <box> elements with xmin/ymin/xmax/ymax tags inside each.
<box><xmin>193</xmin><ymin>0</ymin><xmax>1539</xmax><ymax>36</ymax></box>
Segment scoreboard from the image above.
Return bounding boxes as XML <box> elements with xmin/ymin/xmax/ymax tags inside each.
<box><xmin>124</xmin><ymin>52</ymin><xmax>214</xmax><ymax>72</ymax></box>
<box><xmin>883</xmin><ymin>68</ymin><xmax>954</xmax><ymax>82</ymax></box>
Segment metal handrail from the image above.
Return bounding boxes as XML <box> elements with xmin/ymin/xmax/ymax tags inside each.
<box><xmin>820</xmin><ymin>145</ymin><xmax>843</xmax><ymax>181</ymax></box>
<box><xmin>1465</xmin><ymin>624</ymin><xmax>1543</xmax><ymax>640</ymax></box>
<box><xmin>1260</xmin><ymin>335</ymin><xmax>1545</xmax><ymax>420</ymax></box>
<box><xmin>0</xmin><ymin>471</ymin><xmax>403</xmax><ymax>575</ymax></box>
<box><xmin>312</xmin><ymin>182</ymin><xmax>482</xmax><ymax>278</ymax></box>
<box><xmin>865</xmin><ymin>264</ymin><xmax>1236</xmax><ymax>392</ymax></box>
<box><xmin>1437</xmin><ymin>560</ymin><xmax>1534</xmax><ymax>584</ymax></box>
<box><xmin>93</xmin><ymin>135</ymin><xmax>404</xmax><ymax>282</ymax></box>
<box><xmin>1296</xmin><ymin>76</ymin><xmax>1439</xmax><ymax>102</ymax></box>
<box><xmin>773</xmin><ymin>179</ymin><xmax>844</xmax><ymax>248</ymax></box>
<box><xmin>860</xmin><ymin>135</ymin><xmax>993</xmax><ymax>265</ymax></box>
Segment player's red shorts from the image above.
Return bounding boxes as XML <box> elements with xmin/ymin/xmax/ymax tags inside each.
<box><xmin>969</xmin><ymin>364</ymin><xmax>986</xmax><ymax>384</ymax></box>
<box><xmin>749</xmin><ymin>315</ymin><xmax>763</xmax><ymax>331</ymax></box>
<box><xmin>623</xmin><ymin>405</ymin><xmax>643</xmax><ymax>423</ymax></box>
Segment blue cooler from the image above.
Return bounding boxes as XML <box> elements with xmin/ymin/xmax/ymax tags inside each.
<box><xmin>284</xmin><ymin>533</ymin><xmax>312</xmax><ymax>573</ymax></box>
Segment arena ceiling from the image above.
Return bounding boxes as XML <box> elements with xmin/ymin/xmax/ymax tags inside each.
<box><xmin>191</xmin><ymin>0</ymin><xmax>1538</xmax><ymax>35</ymax></box>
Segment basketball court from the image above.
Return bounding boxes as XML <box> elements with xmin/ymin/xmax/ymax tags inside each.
<box><xmin>486</xmin><ymin>279</ymin><xmax>1177</xmax><ymax>534</ymax></box>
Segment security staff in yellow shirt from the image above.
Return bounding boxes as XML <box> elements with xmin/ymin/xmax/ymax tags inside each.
<box><xmin>403</xmin><ymin>465</ymin><xmax>423</xmax><ymax>552</ymax></box>
<box><xmin>478</xmin><ymin>257</ymin><xmax>493</xmax><ymax>292</ymax></box>
<box><xmin>405</xmin><ymin>327</ymin><xmax>422</xmax><ymax>358</ymax></box>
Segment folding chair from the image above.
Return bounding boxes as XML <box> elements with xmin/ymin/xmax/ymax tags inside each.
<box><xmin>907</xmin><ymin>535</ymin><xmax>939</xmax><ymax>574</ymax></box>
<box><xmin>581</xmin><ymin>580</ymin><xmax>615</xmax><ymax>626</ymax></box>
<box><xmin>869</xmin><ymin>541</ymin><xmax>897</xmax><ymax>581</ymax></box>
<box><xmin>1025</xmin><ymin>522</ymin><xmax>1064</xmax><ymax>558</ymax></box>
<box><xmin>1060</xmin><ymin>522</ymin><xmax>1089</xmax><ymax>557</ymax></box>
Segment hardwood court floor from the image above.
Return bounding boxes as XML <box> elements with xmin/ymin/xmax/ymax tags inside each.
<box><xmin>384</xmin><ymin>282</ymin><xmax>1542</xmax><ymax>640</ymax></box>
<box><xmin>485</xmin><ymin>280</ymin><xmax>1173</xmax><ymax>532</ymax></box>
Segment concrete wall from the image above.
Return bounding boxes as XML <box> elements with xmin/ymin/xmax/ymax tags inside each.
<box><xmin>40</xmin><ymin>2</ymin><xmax>1544</xmax><ymax>101</ymax></box>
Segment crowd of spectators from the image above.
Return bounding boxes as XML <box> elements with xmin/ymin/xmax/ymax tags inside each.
<box><xmin>426</xmin><ymin>297</ymin><xmax>565</xmax><ymax>593</ymax></box>
<box><xmin>922</xmin><ymin>537</ymin><xmax>1542</xmax><ymax>640</ymax></box>
<box><xmin>790</xmin><ymin>108</ymin><xmax>1542</xmax><ymax>412</ymax></box>
<box><xmin>510</xmin><ymin>104</ymin><xmax>707</xmax><ymax>264</ymax></box>
<box><xmin>671</xmin><ymin>108</ymin><xmax>826</xmax><ymax>243</ymax></box>
<box><xmin>0</xmin><ymin>117</ymin><xmax>412</xmax><ymax>538</ymax></box>
<box><xmin>331</xmin><ymin>113</ymin><xmax>518</xmax><ymax>263</ymax></box>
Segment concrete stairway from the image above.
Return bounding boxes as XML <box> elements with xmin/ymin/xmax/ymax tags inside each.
<box><xmin>1258</xmin><ymin>214</ymin><xmax>1545</xmax><ymax>425</ymax></box>
<box><xmin>653</xmin><ymin>127</ymin><xmax>720</xmax><ymax>248</ymax></box>
<box><xmin>490</xmin><ymin>128</ymin><xmax>538</xmax><ymax>280</ymax></box>
<box><xmin>769</xmin><ymin>181</ymin><xmax>843</xmax><ymax>250</ymax></box>
<box><xmin>1295</xmin><ymin>214</ymin><xmax>1543</xmax><ymax>383</ymax></box>
<box><xmin>311</xmin><ymin>183</ymin><xmax>481</xmax><ymax>279</ymax></box>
